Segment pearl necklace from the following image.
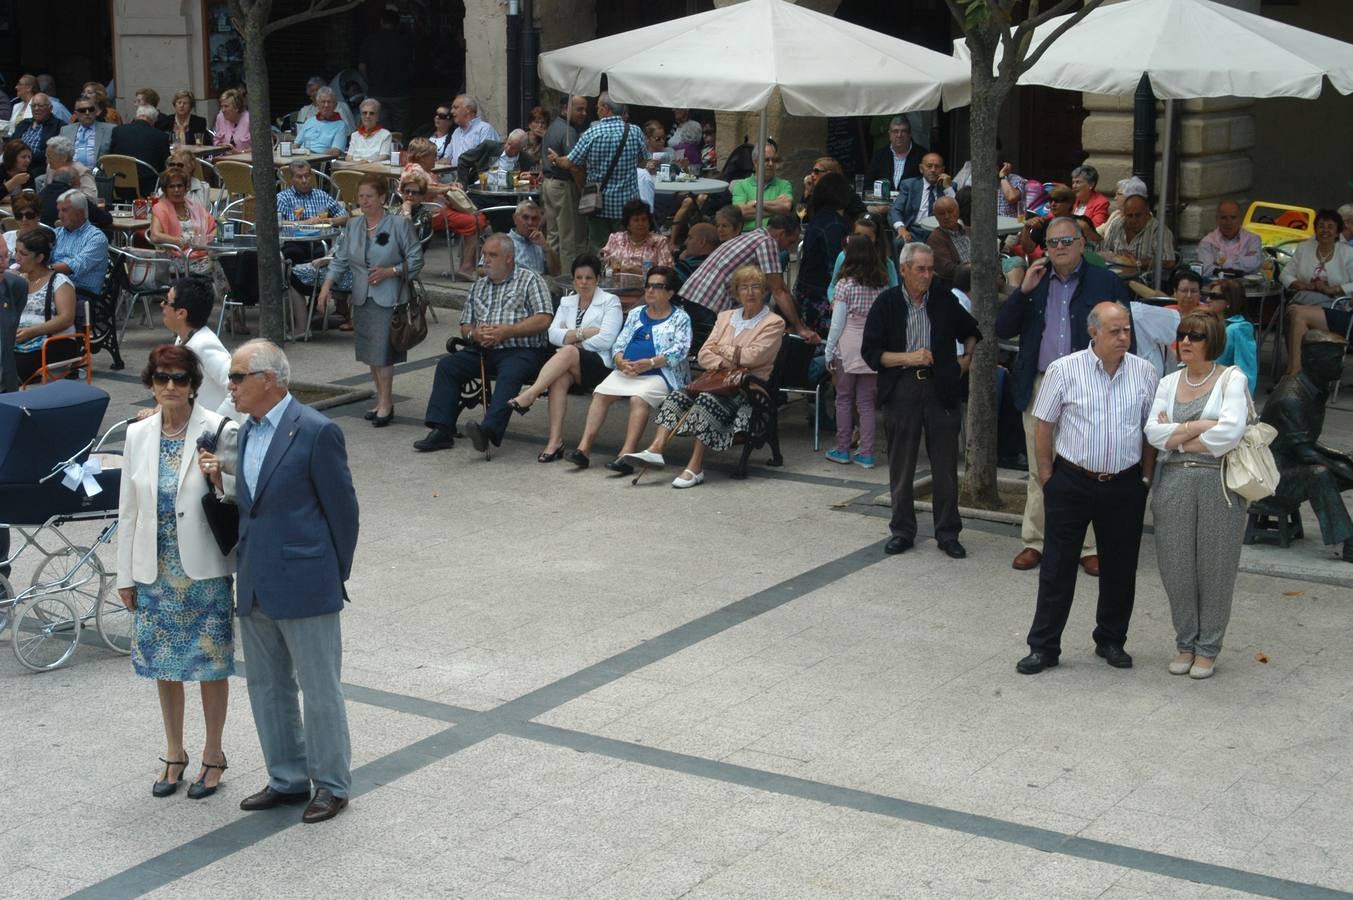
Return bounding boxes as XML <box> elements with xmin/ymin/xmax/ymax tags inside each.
<box><xmin>161</xmin><ymin>417</ymin><xmax>189</xmax><ymax>439</ymax></box>
<box><xmin>1182</xmin><ymin>363</ymin><xmax>1216</xmax><ymax>388</ymax></box>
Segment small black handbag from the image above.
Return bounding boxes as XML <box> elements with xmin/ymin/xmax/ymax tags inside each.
<box><xmin>197</xmin><ymin>418</ymin><xmax>239</xmax><ymax>556</ymax></box>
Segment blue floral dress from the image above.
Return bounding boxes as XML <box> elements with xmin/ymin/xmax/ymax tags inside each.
<box><xmin>130</xmin><ymin>438</ymin><xmax>235</xmax><ymax>681</ymax></box>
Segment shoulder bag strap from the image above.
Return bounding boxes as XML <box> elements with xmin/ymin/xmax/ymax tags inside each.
<box><xmin>42</xmin><ymin>274</ymin><xmax>55</xmax><ymax>320</ymax></box>
<box><xmin>598</xmin><ymin>122</ymin><xmax>629</xmax><ymax>193</ymax></box>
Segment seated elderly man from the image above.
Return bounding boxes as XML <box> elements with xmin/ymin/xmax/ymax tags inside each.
<box><xmin>415</xmin><ymin>233</ymin><xmax>553</xmax><ymax>455</ymax></box>
<box><xmin>926</xmin><ymin>196</ymin><xmax>970</xmax><ymax>281</ymax></box>
<box><xmin>498</xmin><ymin>200</ymin><xmax>557</xmax><ymax>276</ymax></box>
<box><xmin>1340</xmin><ymin>203</ymin><xmax>1353</xmax><ymax>247</ymax></box>
<box><xmin>1097</xmin><ymin>176</ymin><xmax>1148</xmax><ymax>239</ymax></box>
<box><xmin>1101</xmin><ymin>194</ymin><xmax>1177</xmax><ymax>271</ymax></box>
<box><xmin>455</xmin><ymin>128</ymin><xmax>536</xmax><ymax>187</ymax></box>
<box><xmin>889</xmin><ymin>152</ymin><xmax>954</xmax><ymax>243</ymax></box>
<box><xmin>51</xmin><ymin>190</ymin><xmax>109</xmax><ymax>297</ymax></box>
<box><xmin>1196</xmin><ymin>199</ymin><xmax>1262</xmax><ymax>276</ymax></box>
<box><xmin>295</xmin><ymin>87</ymin><xmax>350</xmax><ymax>156</ymax></box>
<box><xmin>34</xmin><ymin>135</ymin><xmax>97</xmax><ymax>200</ymax></box>
<box><xmin>59</xmin><ymin>97</ymin><xmax>113</xmax><ymax>169</ymax></box>
<box><xmin>12</xmin><ymin>93</ymin><xmax>62</xmax><ymax>177</ymax></box>
<box><xmin>674</xmin><ymin>221</ymin><xmax>718</xmax><ymax>289</ymax></box>
<box><xmin>296</xmin><ymin>76</ymin><xmax>356</xmax><ymax>130</ymax></box>
<box><xmin>346</xmin><ymin>99</ymin><xmax>392</xmax><ymax>162</ymax></box>
<box><xmin>109</xmin><ymin>105</ymin><xmax>171</xmax><ymax>196</ymax></box>
<box><xmin>448</xmin><ymin>94</ymin><xmax>500</xmax><ymax>166</ymax></box>
<box><xmin>1262</xmin><ymin>331</ymin><xmax>1353</xmax><ymax>563</ymax></box>
<box><xmin>277</xmin><ymin>159</ymin><xmax>347</xmax><ymax>264</ymax></box>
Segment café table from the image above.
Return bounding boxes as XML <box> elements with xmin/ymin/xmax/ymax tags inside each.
<box><xmin>332</xmin><ymin>159</ymin><xmax>454</xmax><ymax>177</ymax></box>
<box><xmin>176</xmin><ymin>143</ymin><xmax>229</xmax><ymax>157</ymax></box>
<box><xmin>651</xmin><ymin>177</ymin><xmax>728</xmax><ymax>194</ymax></box>
<box><xmin>109</xmin><ymin>214</ymin><xmax>151</xmax><ymax>247</ymax></box>
<box><xmin>915</xmin><ymin>214</ymin><xmax>1023</xmax><ymax>237</ymax></box>
<box><xmin>467</xmin><ymin>186</ymin><xmax>542</xmax><ymax>209</ymax></box>
<box><xmin>215</xmin><ymin>150</ymin><xmax>336</xmax><ymax>168</ymax></box>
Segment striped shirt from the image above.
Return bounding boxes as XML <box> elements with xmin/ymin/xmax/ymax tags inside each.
<box><xmin>677</xmin><ymin>228</ymin><xmax>782</xmax><ymax>313</ymax></box>
<box><xmin>566</xmin><ymin>116</ymin><xmax>648</xmax><ymax>220</ymax></box>
<box><xmin>461</xmin><ymin>265</ymin><xmax>553</xmax><ymax>349</ymax></box>
<box><xmin>276</xmin><ymin>187</ymin><xmax>344</xmax><ymax>221</ymax></box>
<box><xmin>1032</xmin><ymin>347</ymin><xmax>1158</xmax><ymax>474</ymax></box>
<box><xmin>450</xmin><ymin>118</ymin><xmax>499</xmax><ymax>166</ymax></box>
<box><xmin>1037</xmin><ymin>262</ymin><xmax>1081</xmax><ymax>372</ymax></box>
<box><xmin>902</xmin><ymin>286</ymin><xmax>931</xmax><ymax>353</ymax></box>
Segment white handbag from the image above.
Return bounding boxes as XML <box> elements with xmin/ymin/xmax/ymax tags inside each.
<box><xmin>1220</xmin><ymin>368</ymin><xmax>1280</xmax><ymax>505</ymax></box>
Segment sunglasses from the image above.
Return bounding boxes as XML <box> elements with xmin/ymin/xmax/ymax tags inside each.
<box><xmin>151</xmin><ymin>371</ymin><xmax>191</xmax><ymax>386</ymax></box>
<box><xmin>75</xmin><ymin>106</ymin><xmax>97</xmax><ymax>113</ymax></box>
<box><xmin>1176</xmin><ymin>331</ymin><xmax>1208</xmax><ymax>343</ymax></box>
<box><xmin>1046</xmin><ymin>236</ymin><xmax>1080</xmax><ymax>248</ymax></box>
<box><xmin>15</xmin><ymin>212</ymin><xmax>38</xmax><ymax>220</ymax></box>
<box><xmin>645</xmin><ymin>282</ymin><xmax>671</xmax><ymax>291</ymax></box>
<box><xmin>227</xmin><ymin>370</ymin><xmax>266</xmax><ymax>384</ymax></box>
<box><xmin>434</xmin><ymin>113</ymin><xmax>452</xmax><ymax>119</ymax></box>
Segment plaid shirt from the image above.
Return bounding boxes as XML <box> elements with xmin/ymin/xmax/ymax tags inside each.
<box><xmin>676</xmin><ymin>228</ymin><xmax>782</xmax><ymax>313</ymax></box>
<box><xmin>276</xmin><ymin>186</ymin><xmax>345</xmax><ymax>221</ymax></box>
<box><xmin>567</xmin><ymin>116</ymin><xmax>648</xmax><ymax>220</ymax></box>
<box><xmin>462</xmin><ymin>265</ymin><xmax>553</xmax><ymax>349</ymax></box>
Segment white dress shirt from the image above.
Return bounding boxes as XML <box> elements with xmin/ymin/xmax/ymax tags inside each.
<box><xmin>1032</xmin><ymin>347</ymin><xmax>1158</xmax><ymax>474</ymax></box>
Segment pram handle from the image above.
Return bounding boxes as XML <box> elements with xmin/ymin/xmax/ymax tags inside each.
<box><xmin>38</xmin><ymin>417</ymin><xmax>136</xmax><ymax>484</ymax></box>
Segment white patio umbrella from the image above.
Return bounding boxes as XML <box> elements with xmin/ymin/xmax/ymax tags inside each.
<box><xmin>954</xmin><ymin>0</ymin><xmax>1353</xmax><ymax>283</ymax></box>
<box><xmin>540</xmin><ymin>0</ymin><xmax>971</xmax><ymax>224</ymax></box>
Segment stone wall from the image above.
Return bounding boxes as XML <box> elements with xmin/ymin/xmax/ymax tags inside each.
<box><xmin>113</xmin><ymin>1</ymin><xmax>210</xmax><ymax>122</ymax></box>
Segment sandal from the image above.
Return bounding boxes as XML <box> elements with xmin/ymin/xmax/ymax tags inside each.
<box><xmin>186</xmin><ymin>755</ymin><xmax>228</xmax><ymax>800</ymax></box>
<box><xmin>508</xmin><ymin>399</ymin><xmax>531</xmax><ymax>416</ymax></box>
<box><xmin>537</xmin><ymin>446</ymin><xmax>565</xmax><ymax>463</ymax></box>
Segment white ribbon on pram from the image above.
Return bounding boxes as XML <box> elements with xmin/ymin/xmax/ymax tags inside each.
<box><xmin>61</xmin><ymin>456</ymin><xmax>104</xmax><ymax>497</ymax></box>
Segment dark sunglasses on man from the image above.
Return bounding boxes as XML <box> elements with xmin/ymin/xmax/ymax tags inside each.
<box><xmin>75</xmin><ymin>106</ymin><xmax>97</xmax><ymax>114</ymax></box>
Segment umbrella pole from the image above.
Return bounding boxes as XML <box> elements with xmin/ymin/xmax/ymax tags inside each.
<box><xmin>1154</xmin><ymin>98</ymin><xmax>1175</xmax><ymax>290</ymax></box>
<box><xmin>755</xmin><ymin>106</ymin><xmax>768</xmax><ymax>230</ymax></box>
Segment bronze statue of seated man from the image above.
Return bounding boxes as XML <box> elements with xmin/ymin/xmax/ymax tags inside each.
<box><xmin>1261</xmin><ymin>330</ymin><xmax>1353</xmax><ymax>562</ymax></box>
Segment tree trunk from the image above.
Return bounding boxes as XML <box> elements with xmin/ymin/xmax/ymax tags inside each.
<box><xmin>234</xmin><ymin>0</ymin><xmax>286</xmax><ymax>344</ymax></box>
<box><xmin>958</xmin><ymin>37</ymin><xmax>1013</xmax><ymax>509</ymax></box>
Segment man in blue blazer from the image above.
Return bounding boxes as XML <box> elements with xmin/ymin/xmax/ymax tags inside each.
<box><xmin>887</xmin><ymin>152</ymin><xmax>954</xmax><ymax>244</ymax></box>
<box><xmin>222</xmin><ymin>339</ymin><xmax>360</xmax><ymax>824</ymax></box>
<box><xmin>995</xmin><ymin>217</ymin><xmax>1132</xmax><ymax>576</ymax></box>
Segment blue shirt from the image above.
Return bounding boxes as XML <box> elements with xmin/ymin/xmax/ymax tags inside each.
<box><xmin>53</xmin><ymin>220</ymin><xmax>109</xmax><ymax>295</ymax></box>
<box><xmin>242</xmin><ymin>393</ymin><xmax>292</xmax><ymax>494</ymax></box>
<box><xmin>48</xmin><ymin>97</ymin><xmax>71</xmax><ymax>124</ymax></box>
<box><xmin>74</xmin><ymin>124</ymin><xmax>98</xmax><ymax>167</ymax></box>
<box><xmin>566</xmin><ymin>116</ymin><xmax>648</xmax><ymax>220</ymax></box>
<box><xmin>296</xmin><ymin>117</ymin><xmax>349</xmax><ymax>154</ymax></box>
<box><xmin>449</xmin><ymin>118</ymin><xmax>498</xmax><ymax>166</ymax></box>
<box><xmin>1038</xmin><ymin>262</ymin><xmax>1081</xmax><ymax>373</ymax></box>
<box><xmin>276</xmin><ymin>186</ymin><xmax>345</xmax><ymax>221</ymax></box>
<box><xmin>622</xmin><ymin>309</ymin><xmax>668</xmax><ymax>376</ymax></box>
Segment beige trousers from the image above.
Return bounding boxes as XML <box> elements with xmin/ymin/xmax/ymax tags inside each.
<box><xmin>1021</xmin><ymin>373</ymin><xmax>1098</xmax><ymax>556</ymax></box>
<box><xmin>541</xmin><ymin>176</ymin><xmax>588</xmax><ymax>274</ymax></box>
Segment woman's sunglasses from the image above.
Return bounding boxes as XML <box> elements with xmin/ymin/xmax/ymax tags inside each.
<box><xmin>1176</xmin><ymin>331</ymin><xmax>1208</xmax><ymax>343</ymax></box>
<box><xmin>152</xmin><ymin>371</ymin><xmax>192</xmax><ymax>386</ymax></box>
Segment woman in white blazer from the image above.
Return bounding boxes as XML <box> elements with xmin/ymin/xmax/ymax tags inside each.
<box><xmin>117</xmin><ymin>344</ymin><xmax>239</xmax><ymax>800</ymax></box>
<box><xmin>1143</xmin><ymin>311</ymin><xmax>1250</xmax><ymax>681</ymax></box>
<box><xmin>506</xmin><ymin>253</ymin><xmax>623</xmax><ymax>462</ymax></box>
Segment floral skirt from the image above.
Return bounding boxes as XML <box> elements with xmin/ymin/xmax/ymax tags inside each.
<box><xmin>653</xmin><ymin>389</ymin><xmax>750</xmax><ymax>452</ymax></box>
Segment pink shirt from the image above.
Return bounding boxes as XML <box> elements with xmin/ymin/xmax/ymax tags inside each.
<box><xmin>213</xmin><ymin>109</ymin><xmax>252</xmax><ymax>151</ymax></box>
<box><xmin>600</xmin><ymin>231</ymin><xmax>672</xmax><ymax>273</ymax></box>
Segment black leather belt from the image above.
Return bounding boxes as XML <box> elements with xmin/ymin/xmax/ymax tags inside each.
<box><xmin>898</xmin><ymin>366</ymin><xmax>932</xmax><ymax>380</ymax></box>
<box><xmin>1056</xmin><ymin>456</ymin><xmax>1139</xmax><ymax>482</ymax></box>
<box><xmin>540</xmin><ymin>171</ymin><xmax>570</xmax><ymax>181</ymax></box>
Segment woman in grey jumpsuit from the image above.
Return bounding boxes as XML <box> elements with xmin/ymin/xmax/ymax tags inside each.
<box><xmin>1144</xmin><ymin>311</ymin><xmax>1251</xmax><ymax>680</ymax></box>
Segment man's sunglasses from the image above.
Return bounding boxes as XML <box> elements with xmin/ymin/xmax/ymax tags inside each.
<box><xmin>75</xmin><ymin>106</ymin><xmax>97</xmax><ymax>114</ymax></box>
<box><xmin>1176</xmin><ymin>331</ymin><xmax>1208</xmax><ymax>343</ymax></box>
<box><xmin>227</xmin><ymin>370</ymin><xmax>266</xmax><ymax>384</ymax></box>
<box><xmin>1046</xmin><ymin>236</ymin><xmax>1080</xmax><ymax>248</ymax></box>
<box><xmin>151</xmin><ymin>371</ymin><xmax>192</xmax><ymax>386</ymax></box>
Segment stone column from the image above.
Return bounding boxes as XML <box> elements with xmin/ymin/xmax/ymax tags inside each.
<box><xmin>112</xmin><ymin>0</ymin><xmax>208</xmax><ymax>121</ymax></box>
<box><xmin>462</xmin><ymin>0</ymin><xmax>509</xmax><ymax>129</ymax></box>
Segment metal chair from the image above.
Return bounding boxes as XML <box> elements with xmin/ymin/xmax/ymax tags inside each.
<box><xmin>214</xmin><ymin>160</ymin><xmax>254</xmax><ymax>204</ymax></box>
<box><xmin>479</xmin><ymin>205</ymin><xmax>518</xmax><ymax>235</ymax></box>
<box><xmin>107</xmin><ymin>246</ymin><xmax>172</xmax><ymax>341</ymax></box>
<box><xmin>21</xmin><ymin>300</ymin><xmax>94</xmax><ymax>387</ymax></box>
<box><xmin>97</xmin><ymin>154</ymin><xmax>160</xmax><ymax>200</ymax></box>
<box><xmin>331</xmin><ymin>169</ymin><xmax>365</xmax><ymax>206</ymax></box>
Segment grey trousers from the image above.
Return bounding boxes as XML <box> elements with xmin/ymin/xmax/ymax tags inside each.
<box><xmin>1152</xmin><ymin>462</ymin><xmax>1249</xmax><ymax>657</ymax></box>
<box><xmin>239</xmin><ymin>609</ymin><xmax>352</xmax><ymax>797</ymax></box>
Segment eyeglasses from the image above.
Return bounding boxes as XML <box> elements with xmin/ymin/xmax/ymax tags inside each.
<box><xmin>1176</xmin><ymin>331</ymin><xmax>1208</xmax><ymax>343</ymax></box>
<box><xmin>158</xmin><ymin>298</ymin><xmax>183</xmax><ymax>309</ymax></box>
<box><xmin>811</xmin><ymin>167</ymin><xmax>828</xmax><ymax>175</ymax></box>
<box><xmin>434</xmin><ymin>113</ymin><xmax>452</xmax><ymax>119</ymax></box>
<box><xmin>645</xmin><ymin>282</ymin><xmax>671</xmax><ymax>291</ymax></box>
<box><xmin>15</xmin><ymin>212</ymin><xmax>38</xmax><ymax>220</ymax></box>
<box><xmin>736</xmin><ymin>283</ymin><xmax>764</xmax><ymax>293</ymax></box>
<box><xmin>1046</xmin><ymin>236</ymin><xmax>1080</xmax><ymax>248</ymax></box>
<box><xmin>151</xmin><ymin>371</ymin><xmax>192</xmax><ymax>386</ymax></box>
<box><xmin>361</xmin><ymin>110</ymin><xmax>378</xmax><ymax>116</ymax></box>
<box><xmin>227</xmin><ymin>370</ymin><xmax>266</xmax><ymax>384</ymax></box>
<box><xmin>75</xmin><ymin>106</ymin><xmax>96</xmax><ymax>113</ymax></box>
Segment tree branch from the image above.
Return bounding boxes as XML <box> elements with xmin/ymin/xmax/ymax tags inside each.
<box><xmin>263</xmin><ymin>0</ymin><xmax>365</xmax><ymax>37</ymax></box>
<box><xmin>1016</xmin><ymin>0</ymin><xmax>1106</xmax><ymax>76</ymax></box>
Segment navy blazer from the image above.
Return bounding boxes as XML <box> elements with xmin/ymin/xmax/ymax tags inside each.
<box><xmin>235</xmin><ymin>398</ymin><xmax>359</xmax><ymax>619</ymax></box>
<box><xmin>995</xmin><ymin>263</ymin><xmax>1133</xmax><ymax>411</ymax></box>
<box><xmin>861</xmin><ymin>281</ymin><xmax>981</xmax><ymax>411</ymax></box>
<box><xmin>867</xmin><ymin>142</ymin><xmax>927</xmax><ymax>191</ymax></box>
<box><xmin>887</xmin><ymin>176</ymin><xmax>954</xmax><ymax>239</ymax></box>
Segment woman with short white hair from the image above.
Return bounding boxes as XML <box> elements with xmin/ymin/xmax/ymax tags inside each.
<box><xmin>346</xmin><ymin>98</ymin><xmax>392</xmax><ymax>162</ymax></box>
<box><xmin>36</xmin><ymin>135</ymin><xmax>98</xmax><ymax>200</ymax></box>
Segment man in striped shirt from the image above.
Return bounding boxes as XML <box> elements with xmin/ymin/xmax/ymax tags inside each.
<box><xmin>1016</xmin><ymin>302</ymin><xmax>1158</xmax><ymax>675</ymax></box>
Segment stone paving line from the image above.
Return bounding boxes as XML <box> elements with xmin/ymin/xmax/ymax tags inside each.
<box><xmin>69</xmin><ymin>537</ymin><xmax>1352</xmax><ymax>900</ymax></box>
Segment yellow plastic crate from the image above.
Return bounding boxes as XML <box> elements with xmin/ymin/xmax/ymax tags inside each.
<box><xmin>1243</xmin><ymin>201</ymin><xmax>1315</xmax><ymax>247</ymax></box>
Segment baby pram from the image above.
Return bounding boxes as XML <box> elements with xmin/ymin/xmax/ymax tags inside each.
<box><xmin>0</xmin><ymin>382</ymin><xmax>129</xmax><ymax>671</ymax></box>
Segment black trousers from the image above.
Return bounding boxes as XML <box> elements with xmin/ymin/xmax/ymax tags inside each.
<box><xmin>1026</xmin><ymin>460</ymin><xmax>1147</xmax><ymax>656</ymax></box>
<box><xmin>423</xmin><ymin>346</ymin><xmax>542</xmax><ymax>444</ymax></box>
<box><xmin>882</xmin><ymin>373</ymin><xmax>961</xmax><ymax>543</ymax></box>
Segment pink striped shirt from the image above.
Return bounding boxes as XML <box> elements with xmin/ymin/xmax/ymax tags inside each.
<box><xmin>1032</xmin><ymin>347</ymin><xmax>1158</xmax><ymax>473</ymax></box>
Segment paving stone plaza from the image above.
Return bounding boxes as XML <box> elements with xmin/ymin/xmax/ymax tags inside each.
<box><xmin>3</xmin><ymin>294</ymin><xmax>1352</xmax><ymax>899</ymax></box>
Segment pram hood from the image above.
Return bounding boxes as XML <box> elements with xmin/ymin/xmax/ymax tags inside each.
<box><xmin>0</xmin><ymin>382</ymin><xmax>111</xmax><ymax>485</ymax></box>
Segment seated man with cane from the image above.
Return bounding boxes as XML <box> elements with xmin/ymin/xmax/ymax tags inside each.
<box><xmin>415</xmin><ymin>234</ymin><xmax>552</xmax><ymax>456</ymax></box>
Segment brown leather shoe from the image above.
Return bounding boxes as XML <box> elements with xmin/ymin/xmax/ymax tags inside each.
<box><xmin>1012</xmin><ymin>548</ymin><xmax>1042</xmax><ymax>570</ymax></box>
<box><xmin>239</xmin><ymin>785</ymin><xmax>310</xmax><ymax>811</ymax></box>
<box><xmin>1080</xmin><ymin>554</ymin><xmax>1101</xmax><ymax>576</ymax></box>
<box><xmin>302</xmin><ymin>787</ymin><xmax>348</xmax><ymax>824</ymax></box>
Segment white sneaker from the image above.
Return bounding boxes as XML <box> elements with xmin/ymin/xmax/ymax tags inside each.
<box><xmin>625</xmin><ymin>450</ymin><xmax>666</xmax><ymax>468</ymax></box>
<box><xmin>672</xmin><ymin>469</ymin><xmax>705</xmax><ymax>489</ymax></box>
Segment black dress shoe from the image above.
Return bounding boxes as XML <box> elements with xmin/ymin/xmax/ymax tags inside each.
<box><xmin>466</xmin><ymin>421</ymin><xmax>490</xmax><ymax>453</ymax></box>
<box><xmin>604</xmin><ymin>457</ymin><xmax>634</xmax><ymax>476</ymax></box>
<box><xmin>564</xmin><ymin>448</ymin><xmax>590</xmax><ymax>469</ymax></box>
<box><xmin>152</xmin><ymin>755</ymin><xmax>189</xmax><ymax>798</ymax></box>
<box><xmin>413</xmin><ymin>428</ymin><xmax>454</xmax><ymax>452</ymax></box>
<box><xmin>1096</xmin><ymin>644</ymin><xmax>1133</xmax><ymax>668</ymax></box>
<box><xmin>371</xmin><ymin>408</ymin><xmax>395</xmax><ymax>428</ymax></box>
<box><xmin>363</xmin><ymin>409</ymin><xmax>378</xmax><ymax>421</ymax></box>
<box><xmin>239</xmin><ymin>785</ymin><xmax>311</xmax><ymax>811</ymax></box>
<box><xmin>1016</xmin><ymin>651</ymin><xmax>1059</xmax><ymax>675</ymax></box>
<box><xmin>884</xmin><ymin>536</ymin><xmax>913</xmax><ymax>555</ymax></box>
<box><xmin>302</xmin><ymin>787</ymin><xmax>348</xmax><ymax>824</ymax></box>
<box><xmin>937</xmin><ymin>539</ymin><xmax>967</xmax><ymax>559</ymax></box>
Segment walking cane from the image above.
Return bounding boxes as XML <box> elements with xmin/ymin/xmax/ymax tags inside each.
<box><xmin>631</xmin><ymin>403</ymin><xmax>696</xmax><ymax>486</ymax></box>
<box><xmin>478</xmin><ymin>352</ymin><xmax>492</xmax><ymax>461</ymax></box>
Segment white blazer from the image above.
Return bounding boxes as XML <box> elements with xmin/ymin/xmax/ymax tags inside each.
<box><xmin>180</xmin><ymin>328</ymin><xmax>239</xmax><ymax>420</ymax></box>
<box><xmin>548</xmin><ymin>289</ymin><xmax>624</xmax><ymax>353</ymax></box>
<box><xmin>1143</xmin><ymin>365</ymin><xmax>1249</xmax><ymax>458</ymax></box>
<box><xmin>116</xmin><ymin>405</ymin><xmax>239</xmax><ymax>588</ymax></box>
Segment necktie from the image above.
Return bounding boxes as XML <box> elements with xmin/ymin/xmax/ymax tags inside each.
<box><xmin>926</xmin><ymin>183</ymin><xmax>935</xmax><ymax>215</ymax></box>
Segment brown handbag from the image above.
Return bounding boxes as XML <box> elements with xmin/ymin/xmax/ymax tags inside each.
<box><xmin>685</xmin><ymin>366</ymin><xmax>746</xmax><ymax>397</ymax></box>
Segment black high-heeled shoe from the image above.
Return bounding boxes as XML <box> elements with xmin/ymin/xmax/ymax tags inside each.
<box><xmin>508</xmin><ymin>399</ymin><xmax>531</xmax><ymax>416</ymax></box>
<box><xmin>537</xmin><ymin>446</ymin><xmax>564</xmax><ymax>463</ymax></box>
<box><xmin>371</xmin><ymin>408</ymin><xmax>395</xmax><ymax>428</ymax></box>
<box><xmin>153</xmin><ymin>755</ymin><xmax>190</xmax><ymax>798</ymax></box>
<box><xmin>186</xmin><ymin>756</ymin><xmax>228</xmax><ymax>800</ymax></box>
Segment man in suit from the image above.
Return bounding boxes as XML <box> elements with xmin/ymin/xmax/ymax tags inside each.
<box><xmin>861</xmin><ymin>242</ymin><xmax>980</xmax><ymax>559</ymax></box>
<box><xmin>455</xmin><ymin>129</ymin><xmax>538</xmax><ymax>189</ymax></box>
<box><xmin>995</xmin><ymin>217</ymin><xmax>1133</xmax><ymax>577</ymax></box>
<box><xmin>108</xmin><ymin>105</ymin><xmax>171</xmax><ymax>197</ymax></box>
<box><xmin>219</xmin><ymin>340</ymin><xmax>359</xmax><ymax>824</ymax></box>
<box><xmin>888</xmin><ymin>153</ymin><xmax>954</xmax><ymax>244</ymax></box>
<box><xmin>60</xmin><ymin>99</ymin><xmax>114</xmax><ymax>169</ymax></box>
<box><xmin>867</xmin><ymin>115</ymin><xmax>927</xmax><ymax>193</ymax></box>
<box><xmin>12</xmin><ymin>93</ymin><xmax>62</xmax><ymax>177</ymax></box>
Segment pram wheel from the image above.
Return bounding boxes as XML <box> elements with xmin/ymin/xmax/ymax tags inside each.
<box><xmin>95</xmin><ymin>588</ymin><xmax>133</xmax><ymax>655</ymax></box>
<box><xmin>12</xmin><ymin>593</ymin><xmax>82</xmax><ymax>671</ymax></box>
<box><xmin>0</xmin><ymin>574</ymin><xmax>14</xmax><ymax>635</ymax></box>
<box><xmin>29</xmin><ymin>545</ymin><xmax>123</xmax><ymax>654</ymax></box>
